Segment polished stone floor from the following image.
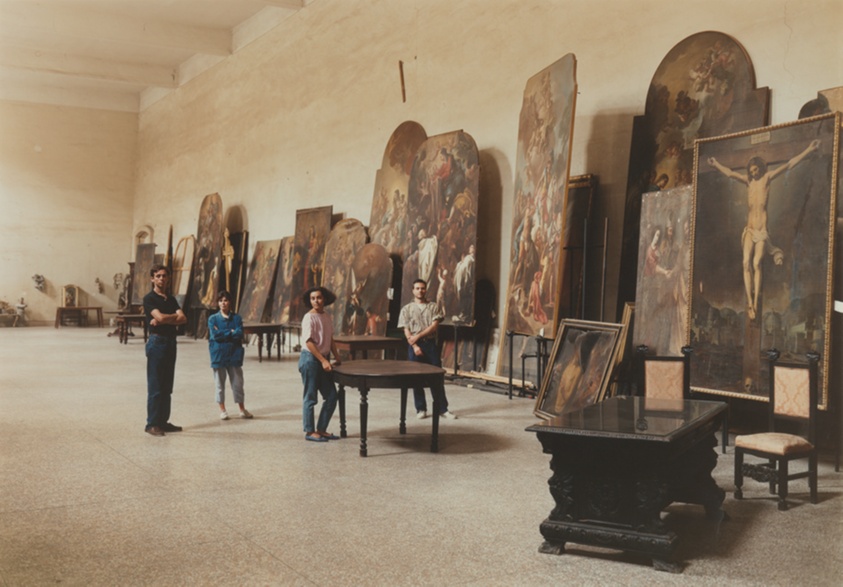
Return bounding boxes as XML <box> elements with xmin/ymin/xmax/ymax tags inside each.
<box><xmin>1</xmin><ymin>327</ymin><xmax>841</xmax><ymax>586</ymax></box>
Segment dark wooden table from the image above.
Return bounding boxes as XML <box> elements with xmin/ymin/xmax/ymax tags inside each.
<box><xmin>332</xmin><ymin>359</ymin><xmax>446</xmax><ymax>457</ymax></box>
<box><xmin>526</xmin><ymin>396</ymin><xmax>728</xmax><ymax>573</ymax></box>
<box><xmin>115</xmin><ymin>313</ymin><xmax>147</xmax><ymax>344</ymax></box>
<box><xmin>333</xmin><ymin>334</ymin><xmax>406</xmax><ymax>360</ymax></box>
<box><xmin>55</xmin><ymin>306</ymin><xmax>104</xmax><ymax>328</ymax></box>
<box><xmin>243</xmin><ymin>323</ymin><xmax>283</xmax><ymax>362</ymax></box>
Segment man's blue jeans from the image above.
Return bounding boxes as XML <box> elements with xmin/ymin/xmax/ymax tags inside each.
<box><xmin>299</xmin><ymin>351</ymin><xmax>338</xmax><ymax>433</ymax></box>
<box><xmin>146</xmin><ymin>334</ymin><xmax>176</xmax><ymax>428</ymax></box>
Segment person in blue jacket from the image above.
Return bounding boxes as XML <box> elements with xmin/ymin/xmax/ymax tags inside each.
<box><xmin>208</xmin><ymin>290</ymin><xmax>253</xmax><ymax>420</ymax></box>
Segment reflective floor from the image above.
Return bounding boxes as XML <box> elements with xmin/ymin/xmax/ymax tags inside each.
<box><xmin>1</xmin><ymin>327</ymin><xmax>841</xmax><ymax>586</ymax></box>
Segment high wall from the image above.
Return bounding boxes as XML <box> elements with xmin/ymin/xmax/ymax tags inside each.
<box><xmin>1</xmin><ymin>0</ymin><xmax>840</xmax><ymax>326</ymax></box>
<box><xmin>0</xmin><ymin>103</ymin><xmax>136</xmax><ymax>324</ymax></box>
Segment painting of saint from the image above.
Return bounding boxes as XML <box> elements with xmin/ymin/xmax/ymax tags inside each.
<box><xmin>289</xmin><ymin>206</ymin><xmax>332</xmax><ymax>322</ymax></box>
<box><xmin>342</xmin><ymin>243</ymin><xmax>392</xmax><ymax>337</ymax></box>
<box><xmin>238</xmin><ymin>239</ymin><xmax>281</xmax><ymax>324</ymax></box>
<box><xmin>190</xmin><ymin>193</ymin><xmax>224</xmax><ymax>310</ymax></box>
<box><xmin>402</xmin><ymin>131</ymin><xmax>479</xmax><ymax>325</ymax></box>
<box><xmin>270</xmin><ymin>237</ymin><xmax>295</xmax><ymax>325</ymax></box>
<box><xmin>690</xmin><ymin>114</ymin><xmax>838</xmax><ymax>409</ymax></box>
<box><xmin>633</xmin><ymin>186</ymin><xmax>692</xmax><ymax>356</ymax></box>
<box><xmin>322</xmin><ymin>219</ymin><xmax>367</xmax><ymax>335</ymax></box>
<box><xmin>617</xmin><ymin>32</ymin><xmax>769</xmax><ymax>319</ymax></box>
<box><xmin>369</xmin><ymin>121</ymin><xmax>427</xmax><ymax>260</ymax></box>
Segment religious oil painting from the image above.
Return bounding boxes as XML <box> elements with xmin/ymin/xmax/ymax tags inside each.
<box><xmin>171</xmin><ymin>236</ymin><xmax>195</xmax><ymax>308</ymax></box>
<box><xmin>617</xmin><ymin>31</ymin><xmax>770</xmax><ymax>318</ymax></box>
<box><xmin>322</xmin><ymin>219</ymin><xmax>368</xmax><ymax>335</ymax></box>
<box><xmin>401</xmin><ymin>131</ymin><xmax>479</xmax><ymax>326</ymax></box>
<box><xmin>132</xmin><ymin>243</ymin><xmax>157</xmax><ymax>305</ymax></box>
<box><xmin>369</xmin><ymin>121</ymin><xmax>427</xmax><ymax>260</ymax></box>
<box><xmin>341</xmin><ymin>243</ymin><xmax>392</xmax><ymax>337</ymax></box>
<box><xmin>238</xmin><ymin>239</ymin><xmax>281</xmax><ymax>324</ymax></box>
<box><xmin>501</xmin><ymin>52</ymin><xmax>577</xmax><ymax>347</ymax></box>
<box><xmin>226</xmin><ymin>230</ymin><xmax>248</xmax><ymax>314</ymax></box>
<box><xmin>497</xmin><ymin>53</ymin><xmax>577</xmax><ymax>381</ymax></box>
<box><xmin>633</xmin><ymin>186</ymin><xmax>692</xmax><ymax>356</ymax></box>
<box><xmin>190</xmin><ymin>193</ymin><xmax>224</xmax><ymax>310</ymax></box>
<box><xmin>690</xmin><ymin>113</ymin><xmax>839</xmax><ymax>409</ymax></box>
<box><xmin>289</xmin><ymin>206</ymin><xmax>333</xmax><ymax>322</ymax></box>
<box><xmin>270</xmin><ymin>237</ymin><xmax>295</xmax><ymax>325</ymax></box>
<box><xmin>534</xmin><ymin>319</ymin><xmax>624</xmax><ymax>419</ymax></box>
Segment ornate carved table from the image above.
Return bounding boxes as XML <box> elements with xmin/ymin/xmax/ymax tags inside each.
<box><xmin>332</xmin><ymin>359</ymin><xmax>446</xmax><ymax>457</ymax></box>
<box><xmin>526</xmin><ymin>396</ymin><xmax>727</xmax><ymax>572</ymax></box>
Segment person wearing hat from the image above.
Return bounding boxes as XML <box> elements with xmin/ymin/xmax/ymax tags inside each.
<box><xmin>299</xmin><ymin>286</ymin><xmax>341</xmax><ymax>442</ymax></box>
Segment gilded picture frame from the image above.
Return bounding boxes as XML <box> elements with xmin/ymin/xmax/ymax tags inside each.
<box><xmin>534</xmin><ymin>319</ymin><xmax>624</xmax><ymax>419</ymax></box>
<box><xmin>689</xmin><ymin>113</ymin><xmax>839</xmax><ymax>409</ymax></box>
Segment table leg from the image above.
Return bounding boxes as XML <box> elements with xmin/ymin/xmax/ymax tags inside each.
<box><xmin>276</xmin><ymin>329</ymin><xmax>281</xmax><ymax>360</ymax></box>
<box><xmin>338</xmin><ymin>385</ymin><xmax>347</xmax><ymax>438</ymax></box>
<box><xmin>55</xmin><ymin>308</ymin><xmax>61</xmax><ymax>328</ymax></box>
<box><xmin>257</xmin><ymin>334</ymin><xmax>264</xmax><ymax>363</ymax></box>
<box><xmin>97</xmin><ymin>308</ymin><xmax>103</xmax><ymax>328</ymax></box>
<box><xmin>359</xmin><ymin>388</ymin><xmax>369</xmax><ymax>457</ymax></box>
<box><xmin>399</xmin><ymin>388</ymin><xmax>407</xmax><ymax>434</ymax></box>
<box><xmin>431</xmin><ymin>387</ymin><xmax>440</xmax><ymax>453</ymax></box>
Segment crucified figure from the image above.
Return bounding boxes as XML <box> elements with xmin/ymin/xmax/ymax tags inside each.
<box><xmin>707</xmin><ymin>138</ymin><xmax>820</xmax><ymax>321</ymax></box>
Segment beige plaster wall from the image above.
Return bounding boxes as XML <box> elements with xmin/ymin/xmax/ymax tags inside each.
<box><xmin>0</xmin><ymin>102</ymin><xmax>136</xmax><ymax>325</ymax></box>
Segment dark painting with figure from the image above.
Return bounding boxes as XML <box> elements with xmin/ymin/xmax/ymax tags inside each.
<box><xmin>690</xmin><ymin>114</ymin><xmax>838</xmax><ymax>409</ymax></box>
<box><xmin>369</xmin><ymin>121</ymin><xmax>427</xmax><ymax>260</ymax></box>
<box><xmin>190</xmin><ymin>193</ymin><xmax>224</xmax><ymax>309</ymax></box>
<box><xmin>617</xmin><ymin>32</ymin><xmax>769</xmax><ymax>320</ymax></box>
<box><xmin>269</xmin><ymin>237</ymin><xmax>295</xmax><ymax>325</ymax></box>
<box><xmin>239</xmin><ymin>239</ymin><xmax>281</xmax><ymax>324</ymax></box>
<box><xmin>341</xmin><ymin>243</ymin><xmax>392</xmax><ymax>337</ymax></box>
<box><xmin>322</xmin><ymin>219</ymin><xmax>368</xmax><ymax>336</ymax></box>
<box><xmin>289</xmin><ymin>206</ymin><xmax>333</xmax><ymax>322</ymax></box>
<box><xmin>402</xmin><ymin>131</ymin><xmax>479</xmax><ymax>324</ymax></box>
<box><xmin>497</xmin><ymin>53</ymin><xmax>577</xmax><ymax>379</ymax></box>
<box><xmin>633</xmin><ymin>186</ymin><xmax>692</xmax><ymax>356</ymax></box>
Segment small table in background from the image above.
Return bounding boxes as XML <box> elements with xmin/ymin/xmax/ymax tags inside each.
<box><xmin>333</xmin><ymin>334</ymin><xmax>406</xmax><ymax>360</ymax></box>
<box><xmin>115</xmin><ymin>314</ymin><xmax>146</xmax><ymax>344</ymax></box>
<box><xmin>243</xmin><ymin>323</ymin><xmax>283</xmax><ymax>362</ymax></box>
<box><xmin>55</xmin><ymin>306</ymin><xmax>104</xmax><ymax>328</ymax></box>
<box><xmin>332</xmin><ymin>359</ymin><xmax>447</xmax><ymax>457</ymax></box>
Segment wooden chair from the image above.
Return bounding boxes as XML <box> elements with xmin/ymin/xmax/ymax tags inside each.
<box><xmin>635</xmin><ymin>344</ymin><xmax>692</xmax><ymax>400</ymax></box>
<box><xmin>734</xmin><ymin>349</ymin><xmax>819</xmax><ymax>511</ymax></box>
<box><xmin>635</xmin><ymin>344</ymin><xmax>728</xmax><ymax>453</ymax></box>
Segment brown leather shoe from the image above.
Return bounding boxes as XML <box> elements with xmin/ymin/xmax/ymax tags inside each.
<box><xmin>161</xmin><ymin>423</ymin><xmax>182</xmax><ymax>432</ymax></box>
<box><xmin>145</xmin><ymin>426</ymin><xmax>165</xmax><ymax>437</ymax></box>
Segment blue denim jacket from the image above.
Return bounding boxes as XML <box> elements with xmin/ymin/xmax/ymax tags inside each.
<box><xmin>208</xmin><ymin>312</ymin><xmax>245</xmax><ymax>368</ymax></box>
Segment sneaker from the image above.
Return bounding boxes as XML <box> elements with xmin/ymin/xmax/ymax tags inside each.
<box><xmin>239</xmin><ymin>409</ymin><xmax>253</xmax><ymax>419</ymax></box>
<box><xmin>220</xmin><ymin>410</ymin><xmax>229</xmax><ymax>420</ymax></box>
<box><xmin>440</xmin><ymin>411</ymin><xmax>458</xmax><ymax>419</ymax></box>
<box><xmin>416</xmin><ymin>410</ymin><xmax>428</xmax><ymax>420</ymax></box>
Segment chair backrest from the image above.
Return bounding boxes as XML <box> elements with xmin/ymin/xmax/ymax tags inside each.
<box><xmin>635</xmin><ymin>345</ymin><xmax>692</xmax><ymax>400</ymax></box>
<box><xmin>766</xmin><ymin>349</ymin><xmax>819</xmax><ymax>443</ymax></box>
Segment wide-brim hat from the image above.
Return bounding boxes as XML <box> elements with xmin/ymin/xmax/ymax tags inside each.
<box><xmin>302</xmin><ymin>286</ymin><xmax>336</xmax><ymax>308</ymax></box>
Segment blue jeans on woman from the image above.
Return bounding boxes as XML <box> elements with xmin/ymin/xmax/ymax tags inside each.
<box><xmin>407</xmin><ymin>338</ymin><xmax>449</xmax><ymax>414</ymax></box>
<box><xmin>298</xmin><ymin>350</ymin><xmax>338</xmax><ymax>434</ymax></box>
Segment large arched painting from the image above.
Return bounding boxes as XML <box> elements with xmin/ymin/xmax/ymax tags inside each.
<box><xmin>369</xmin><ymin>121</ymin><xmax>427</xmax><ymax>260</ymax></box>
<box><xmin>617</xmin><ymin>32</ymin><xmax>770</xmax><ymax>318</ymax></box>
<box><xmin>340</xmin><ymin>243</ymin><xmax>392</xmax><ymax>337</ymax></box>
<box><xmin>270</xmin><ymin>236</ymin><xmax>295</xmax><ymax>324</ymax></box>
<box><xmin>402</xmin><ymin>131</ymin><xmax>479</xmax><ymax>325</ymax></box>
<box><xmin>190</xmin><ymin>193</ymin><xmax>224</xmax><ymax>309</ymax></box>
<box><xmin>322</xmin><ymin>218</ymin><xmax>368</xmax><ymax>335</ymax></box>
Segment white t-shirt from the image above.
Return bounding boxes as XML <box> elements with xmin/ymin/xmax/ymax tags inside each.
<box><xmin>301</xmin><ymin>311</ymin><xmax>334</xmax><ymax>356</ymax></box>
